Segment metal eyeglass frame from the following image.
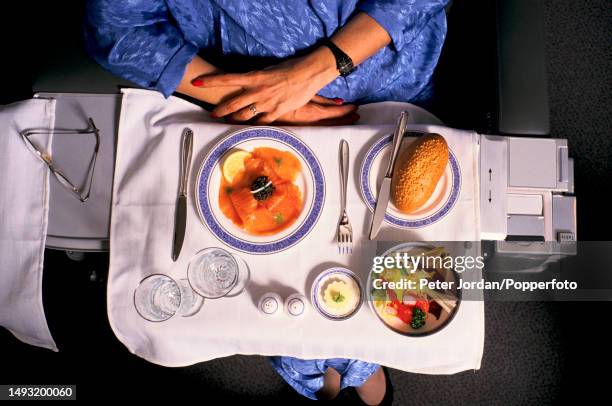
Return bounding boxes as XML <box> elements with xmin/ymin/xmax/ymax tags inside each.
<box><xmin>20</xmin><ymin>117</ymin><xmax>100</xmax><ymax>202</ymax></box>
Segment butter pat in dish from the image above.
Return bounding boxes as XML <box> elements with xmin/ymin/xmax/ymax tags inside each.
<box><xmin>311</xmin><ymin>267</ymin><xmax>363</xmax><ymax>321</ymax></box>
<box><xmin>322</xmin><ymin>280</ymin><xmax>359</xmax><ymax>315</ymax></box>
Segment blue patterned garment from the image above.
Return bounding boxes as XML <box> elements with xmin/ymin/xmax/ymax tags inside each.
<box><xmin>269</xmin><ymin>356</ymin><xmax>380</xmax><ymax>400</ymax></box>
<box><xmin>84</xmin><ymin>0</ymin><xmax>449</xmax><ymax>104</ymax></box>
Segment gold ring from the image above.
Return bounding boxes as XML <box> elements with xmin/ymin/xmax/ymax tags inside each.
<box><xmin>249</xmin><ymin>104</ymin><xmax>258</xmax><ymax>116</ymax></box>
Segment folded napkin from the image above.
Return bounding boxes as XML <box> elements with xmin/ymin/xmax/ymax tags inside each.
<box><xmin>108</xmin><ymin>88</ymin><xmax>483</xmax><ymax>372</ymax></box>
<box><xmin>0</xmin><ymin>99</ymin><xmax>58</xmax><ymax>351</ymax></box>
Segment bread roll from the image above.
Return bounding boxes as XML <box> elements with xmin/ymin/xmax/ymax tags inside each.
<box><xmin>391</xmin><ymin>133</ymin><xmax>449</xmax><ymax>213</ymax></box>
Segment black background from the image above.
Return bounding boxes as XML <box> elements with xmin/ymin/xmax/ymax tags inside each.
<box><xmin>1</xmin><ymin>0</ymin><xmax>610</xmax><ymax>404</ymax></box>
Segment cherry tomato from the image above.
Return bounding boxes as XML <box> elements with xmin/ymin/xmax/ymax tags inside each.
<box><xmin>397</xmin><ymin>304</ymin><xmax>413</xmax><ymax>324</ymax></box>
<box><xmin>415</xmin><ymin>299</ymin><xmax>430</xmax><ymax>313</ymax></box>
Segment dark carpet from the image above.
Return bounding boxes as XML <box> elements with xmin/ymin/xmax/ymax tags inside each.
<box><xmin>543</xmin><ymin>0</ymin><xmax>612</xmax><ymax>240</ymax></box>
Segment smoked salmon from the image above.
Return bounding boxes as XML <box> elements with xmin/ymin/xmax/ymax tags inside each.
<box><xmin>219</xmin><ymin>147</ymin><xmax>303</xmax><ymax>235</ymax></box>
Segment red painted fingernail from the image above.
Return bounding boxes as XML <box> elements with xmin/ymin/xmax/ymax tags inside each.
<box><xmin>210</xmin><ymin>112</ymin><xmax>218</xmax><ymax>118</ymax></box>
<box><xmin>334</xmin><ymin>98</ymin><xmax>344</xmax><ymax>105</ymax></box>
<box><xmin>191</xmin><ymin>78</ymin><xmax>203</xmax><ymax>86</ymax></box>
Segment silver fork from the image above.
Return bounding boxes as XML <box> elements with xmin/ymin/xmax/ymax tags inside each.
<box><xmin>337</xmin><ymin>139</ymin><xmax>353</xmax><ymax>254</ymax></box>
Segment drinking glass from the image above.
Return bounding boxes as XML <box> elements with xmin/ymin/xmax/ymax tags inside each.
<box><xmin>134</xmin><ymin>274</ymin><xmax>204</xmax><ymax>322</ymax></box>
<box><xmin>187</xmin><ymin>247</ymin><xmax>250</xmax><ymax>299</ymax></box>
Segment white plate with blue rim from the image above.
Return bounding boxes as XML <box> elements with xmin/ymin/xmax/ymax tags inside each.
<box><xmin>196</xmin><ymin>126</ymin><xmax>325</xmax><ymax>254</ymax></box>
<box><xmin>360</xmin><ymin>132</ymin><xmax>462</xmax><ymax>229</ymax></box>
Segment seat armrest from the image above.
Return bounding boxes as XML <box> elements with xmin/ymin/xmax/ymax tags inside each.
<box><xmin>496</xmin><ymin>0</ymin><xmax>550</xmax><ymax>135</ymax></box>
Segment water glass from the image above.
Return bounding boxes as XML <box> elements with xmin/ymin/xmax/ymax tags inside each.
<box><xmin>134</xmin><ymin>274</ymin><xmax>204</xmax><ymax>322</ymax></box>
<box><xmin>187</xmin><ymin>247</ymin><xmax>250</xmax><ymax>299</ymax></box>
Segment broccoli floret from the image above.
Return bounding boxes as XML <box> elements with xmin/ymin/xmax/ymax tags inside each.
<box><xmin>410</xmin><ymin>307</ymin><xmax>427</xmax><ymax>329</ymax></box>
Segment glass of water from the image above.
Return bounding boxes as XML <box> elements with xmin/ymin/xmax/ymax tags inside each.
<box><xmin>134</xmin><ymin>274</ymin><xmax>204</xmax><ymax>322</ymax></box>
<box><xmin>187</xmin><ymin>247</ymin><xmax>250</xmax><ymax>299</ymax></box>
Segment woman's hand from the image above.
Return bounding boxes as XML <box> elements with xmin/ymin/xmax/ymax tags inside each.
<box><xmin>177</xmin><ymin>13</ymin><xmax>390</xmax><ymax>124</ymax></box>
<box><xmin>191</xmin><ymin>47</ymin><xmax>341</xmax><ymax>124</ymax></box>
<box><xmin>220</xmin><ymin>95</ymin><xmax>359</xmax><ymax>126</ymax></box>
<box><xmin>264</xmin><ymin>96</ymin><xmax>359</xmax><ymax>126</ymax></box>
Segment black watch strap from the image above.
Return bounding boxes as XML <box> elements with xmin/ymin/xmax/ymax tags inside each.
<box><xmin>322</xmin><ymin>38</ymin><xmax>355</xmax><ymax>77</ymax></box>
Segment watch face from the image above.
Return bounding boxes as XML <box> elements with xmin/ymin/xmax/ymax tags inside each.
<box><xmin>324</xmin><ymin>39</ymin><xmax>355</xmax><ymax>77</ymax></box>
<box><xmin>338</xmin><ymin>57</ymin><xmax>355</xmax><ymax>76</ymax></box>
<box><xmin>338</xmin><ymin>58</ymin><xmax>354</xmax><ymax>75</ymax></box>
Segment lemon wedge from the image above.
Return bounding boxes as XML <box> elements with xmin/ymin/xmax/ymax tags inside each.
<box><xmin>222</xmin><ymin>150</ymin><xmax>251</xmax><ymax>183</ymax></box>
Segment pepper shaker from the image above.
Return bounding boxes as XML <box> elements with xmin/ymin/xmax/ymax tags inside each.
<box><xmin>285</xmin><ymin>293</ymin><xmax>307</xmax><ymax>317</ymax></box>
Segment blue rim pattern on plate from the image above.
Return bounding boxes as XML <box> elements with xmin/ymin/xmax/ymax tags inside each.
<box><xmin>360</xmin><ymin>134</ymin><xmax>462</xmax><ymax>228</ymax></box>
<box><xmin>196</xmin><ymin>127</ymin><xmax>325</xmax><ymax>254</ymax></box>
<box><xmin>311</xmin><ymin>267</ymin><xmax>363</xmax><ymax>321</ymax></box>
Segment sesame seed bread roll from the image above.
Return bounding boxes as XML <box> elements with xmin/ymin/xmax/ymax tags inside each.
<box><xmin>391</xmin><ymin>133</ymin><xmax>449</xmax><ymax>214</ymax></box>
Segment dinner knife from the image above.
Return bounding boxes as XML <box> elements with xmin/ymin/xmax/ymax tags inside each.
<box><xmin>368</xmin><ymin>111</ymin><xmax>410</xmax><ymax>240</ymax></box>
<box><xmin>172</xmin><ymin>127</ymin><xmax>193</xmax><ymax>261</ymax></box>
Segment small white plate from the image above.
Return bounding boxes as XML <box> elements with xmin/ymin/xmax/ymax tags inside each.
<box><xmin>360</xmin><ymin>133</ymin><xmax>462</xmax><ymax>229</ymax></box>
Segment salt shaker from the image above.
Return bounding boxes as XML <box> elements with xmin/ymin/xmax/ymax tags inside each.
<box><xmin>258</xmin><ymin>293</ymin><xmax>283</xmax><ymax>316</ymax></box>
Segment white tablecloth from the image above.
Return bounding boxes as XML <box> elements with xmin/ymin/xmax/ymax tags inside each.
<box><xmin>0</xmin><ymin>99</ymin><xmax>57</xmax><ymax>351</ymax></box>
<box><xmin>108</xmin><ymin>88</ymin><xmax>484</xmax><ymax>371</ymax></box>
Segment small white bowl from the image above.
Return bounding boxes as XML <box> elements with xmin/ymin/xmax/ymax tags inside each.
<box><xmin>310</xmin><ymin>267</ymin><xmax>363</xmax><ymax>321</ymax></box>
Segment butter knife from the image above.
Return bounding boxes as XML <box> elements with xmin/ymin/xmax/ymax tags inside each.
<box><xmin>172</xmin><ymin>128</ymin><xmax>193</xmax><ymax>261</ymax></box>
<box><xmin>368</xmin><ymin>111</ymin><xmax>410</xmax><ymax>240</ymax></box>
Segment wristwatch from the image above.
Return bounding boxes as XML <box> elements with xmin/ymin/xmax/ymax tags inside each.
<box><xmin>322</xmin><ymin>38</ymin><xmax>355</xmax><ymax>77</ymax></box>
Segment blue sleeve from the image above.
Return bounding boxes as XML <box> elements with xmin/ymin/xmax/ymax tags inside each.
<box><xmin>84</xmin><ymin>0</ymin><xmax>198</xmax><ymax>97</ymax></box>
<box><xmin>358</xmin><ymin>0</ymin><xmax>448</xmax><ymax>51</ymax></box>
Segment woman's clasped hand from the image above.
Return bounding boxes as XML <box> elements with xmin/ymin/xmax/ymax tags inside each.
<box><xmin>190</xmin><ymin>49</ymin><xmax>359</xmax><ymax>126</ymax></box>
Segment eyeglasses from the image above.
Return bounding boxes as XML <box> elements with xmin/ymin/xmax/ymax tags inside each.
<box><xmin>20</xmin><ymin>118</ymin><xmax>100</xmax><ymax>202</ymax></box>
